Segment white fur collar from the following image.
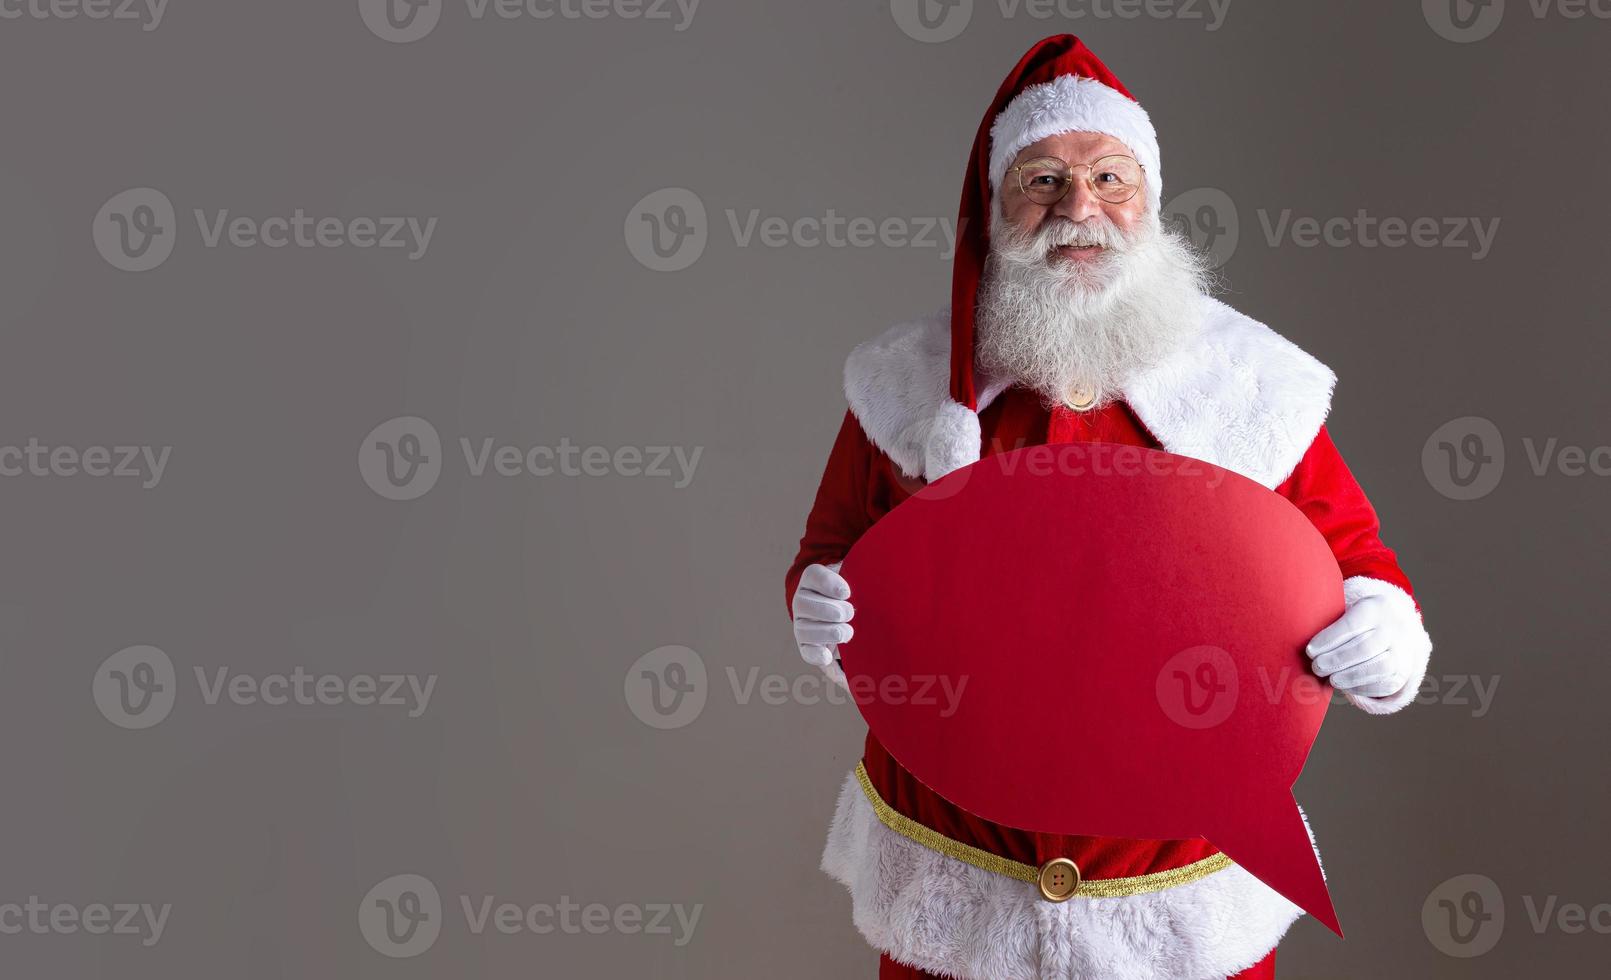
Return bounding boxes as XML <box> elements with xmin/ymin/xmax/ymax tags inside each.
<box><xmin>842</xmin><ymin>298</ymin><xmax>1336</xmax><ymax>490</ymax></box>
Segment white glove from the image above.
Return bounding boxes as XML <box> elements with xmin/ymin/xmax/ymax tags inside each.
<box><xmin>792</xmin><ymin>562</ymin><xmax>853</xmax><ymax>690</ymax></box>
<box><xmin>1305</xmin><ymin>579</ymin><xmax>1432</xmax><ymax>715</ymax></box>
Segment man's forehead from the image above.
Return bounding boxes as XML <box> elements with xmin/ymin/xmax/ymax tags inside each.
<box><xmin>1015</xmin><ymin>131</ymin><xmax>1135</xmax><ymax>160</ymax></box>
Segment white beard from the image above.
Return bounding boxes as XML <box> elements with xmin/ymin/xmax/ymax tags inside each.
<box><xmin>975</xmin><ymin>209</ymin><xmax>1214</xmax><ymax>409</ymax></box>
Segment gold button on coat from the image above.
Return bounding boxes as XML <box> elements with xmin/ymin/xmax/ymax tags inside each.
<box><xmin>1064</xmin><ymin>389</ymin><xmax>1097</xmax><ymax>412</ymax></box>
<box><xmin>1037</xmin><ymin>858</ymin><xmax>1081</xmax><ymax>902</ymax></box>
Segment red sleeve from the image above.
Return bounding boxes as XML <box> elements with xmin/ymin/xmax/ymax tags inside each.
<box><xmin>1275</xmin><ymin>425</ymin><xmax>1415</xmax><ymax>599</ymax></box>
<box><xmin>784</xmin><ymin>409</ymin><xmax>881</xmax><ymax>614</ymax></box>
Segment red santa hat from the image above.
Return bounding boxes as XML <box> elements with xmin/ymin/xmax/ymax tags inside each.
<box><xmin>948</xmin><ymin>35</ymin><xmax>1161</xmax><ymax>414</ymax></box>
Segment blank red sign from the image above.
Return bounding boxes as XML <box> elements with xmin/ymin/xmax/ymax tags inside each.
<box><xmin>838</xmin><ymin>444</ymin><xmax>1345</xmax><ymax>935</ymax></box>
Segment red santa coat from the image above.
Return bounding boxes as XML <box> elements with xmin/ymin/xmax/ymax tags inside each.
<box><xmin>787</xmin><ymin>298</ymin><xmax>1428</xmax><ymax>980</ymax></box>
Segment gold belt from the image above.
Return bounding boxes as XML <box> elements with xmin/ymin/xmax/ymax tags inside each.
<box><xmin>854</xmin><ymin>762</ymin><xmax>1233</xmax><ymax>901</ymax></box>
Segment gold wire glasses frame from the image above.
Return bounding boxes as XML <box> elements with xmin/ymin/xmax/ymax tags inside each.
<box><xmin>1009</xmin><ymin>155</ymin><xmax>1146</xmax><ymax>206</ymax></box>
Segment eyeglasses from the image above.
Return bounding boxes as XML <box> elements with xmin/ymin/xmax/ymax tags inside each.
<box><xmin>1008</xmin><ymin>155</ymin><xmax>1145</xmax><ymax>206</ymax></box>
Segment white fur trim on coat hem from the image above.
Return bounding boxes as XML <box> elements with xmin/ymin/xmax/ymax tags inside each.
<box><xmin>821</xmin><ymin>770</ymin><xmax>1302</xmax><ymax>980</ymax></box>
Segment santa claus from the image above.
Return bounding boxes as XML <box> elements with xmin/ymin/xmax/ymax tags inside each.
<box><xmin>785</xmin><ymin>35</ymin><xmax>1434</xmax><ymax>980</ymax></box>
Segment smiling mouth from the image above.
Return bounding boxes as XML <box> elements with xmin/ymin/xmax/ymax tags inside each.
<box><xmin>1052</xmin><ymin>243</ymin><xmax>1105</xmax><ymax>260</ymax></box>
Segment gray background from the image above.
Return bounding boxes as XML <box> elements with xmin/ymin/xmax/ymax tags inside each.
<box><xmin>1</xmin><ymin>0</ymin><xmax>1606</xmax><ymax>976</ymax></box>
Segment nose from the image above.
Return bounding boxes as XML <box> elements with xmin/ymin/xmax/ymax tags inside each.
<box><xmin>1052</xmin><ymin>175</ymin><xmax>1103</xmax><ymax>223</ymax></box>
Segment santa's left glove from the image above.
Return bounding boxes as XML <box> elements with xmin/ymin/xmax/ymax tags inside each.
<box><xmin>1305</xmin><ymin>579</ymin><xmax>1432</xmax><ymax>715</ymax></box>
<box><xmin>793</xmin><ymin>562</ymin><xmax>854</xmax><ymax>691</ymax></box>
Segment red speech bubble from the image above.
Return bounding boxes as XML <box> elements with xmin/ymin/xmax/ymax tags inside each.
<box><xmin>838</xmin><ymin>444</ymin><xmax>1344</xmax><ymax>936</ymax></box>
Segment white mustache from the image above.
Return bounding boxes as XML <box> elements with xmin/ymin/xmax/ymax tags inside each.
<box><xmin>1036</xmin><ymin>217</ymin><xmax>1127</xmax><ymax>251</ymax></box>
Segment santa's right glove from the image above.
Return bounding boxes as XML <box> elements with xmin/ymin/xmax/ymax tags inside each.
<box><xmin>792</xmin><ymin>562</ymin><xmax>854</xmax><ymax>690</ymax></box>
